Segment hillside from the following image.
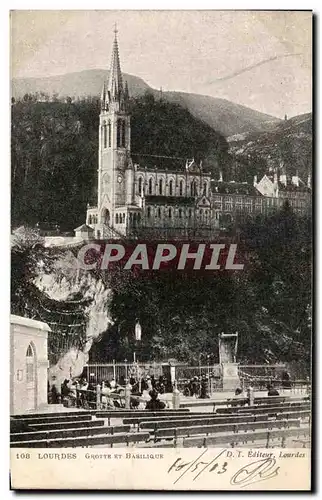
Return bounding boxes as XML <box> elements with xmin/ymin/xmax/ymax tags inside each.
<box><xmin>11</xmin><ymin>94</ymin><xmax>228</xmax><ymax>231</ymax></box>
<box><xmin>11</xmin><ymin>69</ymin><xmax>279</xmax><ymax>137</ymax></box>
<box><xmin>227</xmin><ymin>112</ymin><xmax>312</xmax><ymax>181</ymax></box>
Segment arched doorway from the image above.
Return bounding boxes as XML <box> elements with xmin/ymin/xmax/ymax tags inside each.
<box><xmin>26</xmin><ymin>343</ymin><xmax>37</xmax><ymax>410</ymax></box>
<box><xmin>102</xmin><ymin>208</ymin><xmax>110</xmax><ymax>225</ymax></box>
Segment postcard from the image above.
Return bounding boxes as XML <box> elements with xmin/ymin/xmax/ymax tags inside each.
<box><xmin>10</xmin><ymin>10</ymin><xmax>312</xmax><ymax>491</ymax></box>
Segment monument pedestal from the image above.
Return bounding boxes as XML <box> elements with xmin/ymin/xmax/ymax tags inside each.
<box><xmin>222</xmin><ymin>363</ymin><xmax>240</xmax><ymax>391</ymax></box>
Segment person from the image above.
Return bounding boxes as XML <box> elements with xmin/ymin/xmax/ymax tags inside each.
<box><xmin>146</xmin><ymin>376</ymin><xmax>153</xmax><ymax>392</ymax></box>
<box><xmin>101</xmin><ymin>381</ymin><xmax>114</xmax><ymax>409</ymax></box>
<box><xmin>231</xmin><ymin>387</ymin><xmax>246</xmax><ymax>407</ymax></box>
<box><xmin>191</xmin><ymin>376</ymin><xmax>199</xmax><ymax>397</ymax></box>
<box><xmin>281</xmin><ymin>371</ymin><xmax>292</xmax><ymax>389</ymax></box>
<box><xmin>199</xmin><ymin>375</ymin><xmax>210</xmax><ymax>399</ymax></box>
<box><xmin>157</xmin><ymin>376</ymin><xmax>166</xmax><ymax>394</ymax></box>
<box><xmin>86</xmin><ymin>378</ymin><xmax>97</xmax><ymax>409</ymax></box>
<box><xmin>151</xmin><ymin>375</ymin><xmax>157</xmax><ymax>389</ymax></box>
<box><xmin>145</xmin><ymin>389</ymin><xmax>166</xmax><ymax>411</ymax></box>
<box><xmin>267</xmin><ymin>384</ymin><xmax>280</xmax><ymax>396</ymax></box>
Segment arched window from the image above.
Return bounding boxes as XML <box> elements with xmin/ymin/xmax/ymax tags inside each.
<box><xmin>138</xmin><ymin>177</ymin><xmax>143</xmax><ymax>195</ymax></box>
<box><xmin>169</xmin><ymin>180</ymin><xmax>173</xmax><ymax>196</ymax></box>
<box><xmin>191</xmin><ymin>180</ymin><xmax>197</xmax><ymax>196</ymax></box>
<box><xmin>115</xmin><ymin>213</ymin><xmax>119</xmax><ymax>224</ymax></box>
<box><xmin>26</xmin><ymin>343</ymin><xmax>35</xmax><ymax>384</ymax></box>
<box><xmin>88</xmin><ymin>215</ymin><xmax>92</xmax><ymax>224</ymax></box>
<box><xmin>159</xmin><ymin>179</ymin><xmax>163</xmax><ymax>195</ymax></box>
<box><xmin>158</xmin><ymin>207</ymin><xmax>161</xmax><ymax>218</ymax></box>
<box><xmin>148</xmin><ymin>178</ymin><xmax>153</xmax><ymax>195</ymax></box>
<box><xmin>179</xmin><ymin>208</ymin><xmax>182</xmax><ymax>218</ymax></box>
<box><xmin>168</xmin><ymin>208</ymin><xmax>172</xmax><ymax>218</ymax></box>
<box><xmin>108</xmin><ymin>121</ymin><xmax>111</xmax><ymax>147</ymax></box>
<box><xmin>117</xmin><ymin>119</ymin><xmax>121</xmax><ymax>147</ymax></box>
<box><xmin>103</xmin><ymin>122</ymin><xmax>107</xmax><ymax>148</ymax></box>
<box><xmin>203</xmin><ymin>182</ymin><xmax>207</xmax><ymax>196</ymax></box>
<box><xmin>122</xmin><ymin>120</ymin><xmax>126</xmax><ymax>147</ymax></box>
<box><xmin>147</xmin><ymin>207</ymin><xmax>151</xmax><ymax>219</ymax></box>
<box><xmin>179</xmin><ymin>180</ymin><xmax>184</xmax><ymax>196</ymax></box>
<box><xmin>123</xmin><ymin>213</ymin><xmax>125</xmax><ymax>223</ymax></box>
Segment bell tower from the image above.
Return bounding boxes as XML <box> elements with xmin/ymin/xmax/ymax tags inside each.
<box><xmin>97</xmin><ymin>26</ymin><xmax>131</xmax><ymax>230</ymax></box>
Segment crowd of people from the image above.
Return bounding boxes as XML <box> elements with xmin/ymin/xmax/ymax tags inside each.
<box><xmin>183</xmin><ymin>375</ymin><xmax>211</xmax><ymax>398</ymax></box>
<box><xmin>48</xmin><ymin>374</ymin><xmax>171</xmax><ymax>411</ymax></box>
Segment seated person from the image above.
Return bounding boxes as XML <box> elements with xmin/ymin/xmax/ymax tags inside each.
<box><xmin>145</xmin><ymin>389</ymin><xmax>166</xmax><ymax>411</ymax></box>
<box><xmin>267</xmin><ymin>384</ymin><xmax>280</xmax><ymax>396</ymax></box>
<box><xmin>229</xmin><ymin>387</ymin><xmax>246</xmax><ymax>407</ymax></box>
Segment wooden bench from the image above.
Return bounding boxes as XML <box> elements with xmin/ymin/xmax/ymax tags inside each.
<box><xmin>12</xmin><ymin>410</ymin><xmax>90</xmax><ymax>419</ymax></box>
<box><xmin>216</xmin><ymin>403</ymin><xmax>310</xmax><ymax>415</ymax></box>
<box><xmin>124</xmin><ymin>408</ymin><xmax>311</xmax><ymax>429</ymax></box>
<box><xmin>183</xmin><ymin>426</ymin><xmax>311</xmax><ymax>448</ymax></box>
<box><xmin>11</xmin><ymin>424</ymin><xmax>131</xmax><ymax>443</ymax></box>
<box><xmin>138</xmin><ymin>414</ymin><xmax>286</xmax><ymax>431</ymax></box>
<box><xmin>154</xmin><ymin>418</ymin><xmax>300</xmax><ymax>440</ymax></box>
<box><xmin>96</xmin><ymin>409</ymin><xmax>189</xmax><ymax>418</ymax></box>
<box><xmin>180</xmin><ymin>395</ymin><xmax>310</xmax><ymax>409</ymax></box>
<box><xmin>10</xmin><ymin>432</ymin><xmax>151</xmax><ymax>448</ymax></box>
<box><xmin>11</xmin><ymin>414</ymin><xmax>92</xmax><ymax>426</ymax></box>
<box><xmin>25</xmin><ymin>419</ymin><xmax>105</xmax><ymax>432</ymax></box>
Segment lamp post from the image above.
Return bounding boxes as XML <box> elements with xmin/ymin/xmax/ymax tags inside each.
<box><xmin>135</xmin><ymin>320</ymin><xmax>142</xmax><ymax>391</ymax></box>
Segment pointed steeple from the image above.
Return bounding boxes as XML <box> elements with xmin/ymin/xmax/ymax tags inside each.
<box><xmin>100</xmin><ymin>80</ymin><xmax>107</xmax><ymax>110</ymax></box>
<box><xmin>107</xmin><ymin>25</ymin><xmax>123</xmax><ymax>100</ymax></box>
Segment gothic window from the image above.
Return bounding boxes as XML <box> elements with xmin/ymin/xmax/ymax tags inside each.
<box><xmin>26</xmin><ymin>343</ymin><xmax>35</xmax><ymax>383</ymax></box>
<box><xmin>203</xmin><ymin>182</ymin><xmax>207</xmax><ymax>196</ymax></box>
<box><xmin>179</xmin><ymin>208</ymin><xmax>182</xmax><ymax>218</ymax></box>
<box><xmin>179</xmin><ymin>180</ymin><xmax>184</xmax><ymax>196</ymax></box>
<box><xmin>88</xmin><ymin>215</ymin><xmax>92</xmax><ymax>224</ymax></box>
<box><xmin>159</xmin><ymin>179</ymin><xmax>163</xmax><ymax>195</ymax></box>
<box><xmin>148</xmin><ymin>178</ymin><xmax>153</xmax><ymax>195</ymax></box>
<box><xmin>191</xmin><ymin>180</ymin><xmax>197</xmax><ymax>196</ymax></box>
<box><xmin>108</xmin><ymin>121</ymin><xmax>111</xmax><ymax>147</ymax></box>
<box><xmin>147</xmin><ymin>207</ymin><xmax>151</xmax><ymax>219</ymax></box>
<box><xmin>138</xmin><ymin>177</ymin><xmax>143</xmax><ymax>195</ymax></box>
<box><xmin>117</xmin><ymin>119</ymin><xmax>122</xmax><ymax>147</ymax></box>
<box><xmin>168</xmin><ymin>208</ymin><xmax>172</xmax><ymax>218</ymax></box>
<box><xmin>115</xmin><ymin>214</ymin><xmax>119</xmax><ymax>224</ymax></box>
<box><xmin>157</xmin><ymin>207</ymin><xmax>161</xmax><ymax>218</ymax></box>
<box><xmin>103</xmin><ymin>122</ymin><xmax>107</xmax><ymax>148</ymax></box>
<box><xmin>169</xmin><ymin>179</ymin><xmax>173</xmax><ymax>196</ymax></box>
<box><xmin>122</xmin><ymin>120</ymin><xmax>126</xmax><ymax>147</ymax></box>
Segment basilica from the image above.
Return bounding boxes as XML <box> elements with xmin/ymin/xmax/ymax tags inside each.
<box><xmin>84</xmin><ymin>31</ymin><xmax>311</xmax><ymax>241</ymax></box>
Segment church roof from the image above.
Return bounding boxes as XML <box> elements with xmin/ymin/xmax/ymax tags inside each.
<box><xmin>74</xmin><ymin>224</ymin><xmax>94</xmax><ymax>232</ymax></box>
<box><xmin>211</xmin><ymin>180</ymin><xmax>259</xmax><ymax>196</ymax></box>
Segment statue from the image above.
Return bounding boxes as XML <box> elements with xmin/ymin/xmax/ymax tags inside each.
<box><xmin>218</xmin><ymin>332</ymin><xmax>240</xmax><ymax>391</ymax></box>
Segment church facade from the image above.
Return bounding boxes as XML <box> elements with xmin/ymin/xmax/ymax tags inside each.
<box><xmin>85</xmin><ymin>31</ymin><xmax>311</xmax><ymax>240</ymax></box>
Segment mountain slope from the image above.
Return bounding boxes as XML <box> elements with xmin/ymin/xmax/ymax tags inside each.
<box><xmin>228</xmin><ymin>112</ymin><xmax>312</xmax><ymax>180</ymax></box>
<box><xmin>11</xmin><ymin>69</ymin><xmax>280</xmax><ymax>137</ymax></box>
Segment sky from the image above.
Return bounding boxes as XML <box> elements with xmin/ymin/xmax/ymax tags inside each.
<box><xmin>10</xmin><ymin>10</ymin><xmax>312</xmax><ymax>118</ymax></box>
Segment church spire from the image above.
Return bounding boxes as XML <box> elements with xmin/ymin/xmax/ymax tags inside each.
<box><xmin>107</xmin><ymin>24</ymin><xmax>123</xmax><ymax>100</ymax></box>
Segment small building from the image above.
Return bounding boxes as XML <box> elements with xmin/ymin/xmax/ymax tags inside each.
<box><xmin>74</xmin><ymin>224</ymin><xmax>95</xmax><ymax>240</ymax></box>
<box><xmin>10</xmin><ymin>315</ymin><xmax>50</xmax><ymax>415</ymax></box>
